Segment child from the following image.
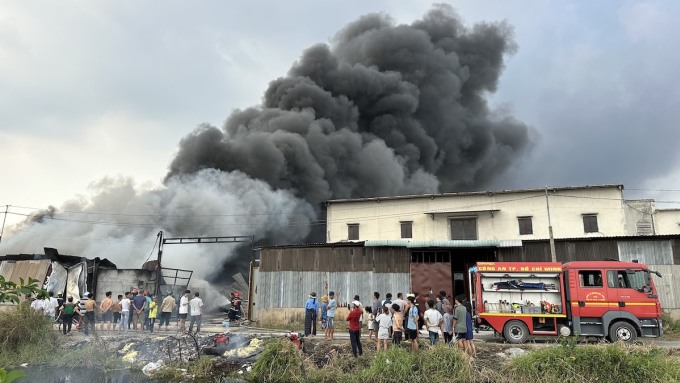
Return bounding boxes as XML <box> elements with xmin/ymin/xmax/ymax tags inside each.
<box><xmin>443</xmin><ymin>306</ymin><xmax>454</xmax><ymax>344</ymax></box>
<box><xmin>376</xmin><ymin>306</ymin><xmax>392</xmax><ymax>352</ymax></box>
<box><xmin>391</xmin><ymin>303</ymin><xmax>403</xmax><ymax>345</ymax></box>
<box><xmin>366</xmin><ymin>306</ymin><xmax>375</xmax><ymax>339</ymax></box>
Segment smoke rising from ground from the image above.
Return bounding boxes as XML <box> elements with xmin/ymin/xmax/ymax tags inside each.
<box><xmin>3</xmin><ymin>170</ymin><xmax>315</xmax><ymax>280</ymax></box>
<box><xmin>2</xmin><ymin>5</ymin><xmax>532</xmax><ymax>284</ymax></box>
<box><xmin>169</xmin><ymin>5</ymin><xmax>532</xmax><ymax>204</ymax></box>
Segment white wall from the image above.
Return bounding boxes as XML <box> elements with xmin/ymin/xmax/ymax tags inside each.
<box><xmin>327</xmin><ymin>186</ymin><xmax>627</xmax><ymax>242</ymax></box>
<box><xmin>655</xmin><ymin>210</ymin><xmax>680</xmax><ymax>235</ymax></box>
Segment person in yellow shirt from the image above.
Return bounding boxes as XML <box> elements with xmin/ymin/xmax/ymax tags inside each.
<box><xmin>148</xmin><ymin>296</ymin><xmax>158</xmax><ymax>333</ymax></box>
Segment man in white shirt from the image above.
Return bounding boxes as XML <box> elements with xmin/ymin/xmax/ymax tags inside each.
<box><xmin>424</xmin><ymin>299</ymin><xmax>443</xmax><ymax>345</ymax></box>
<box><xmin>47</xmin><ymin>292</ymin><xmax>59</xmax><ymax>322</ymax></box>
<box><xmin>119</xmin><ymin>292</ymin><xmax>131</xmax><ymax>334</ymax></box>
<box><xmin>188</xmin><ymin>292</ymin><xmax>204</xmax><ymax>334</ymax></box>
<box><xmin>30</xmin><ymin>296</ymin><xmax>44</xmax><ymax>312</ymax></box>
<box><xmin>178</xmin><ymin>290</ymin><xmax>190</xmax><ymax>333</ymax></box>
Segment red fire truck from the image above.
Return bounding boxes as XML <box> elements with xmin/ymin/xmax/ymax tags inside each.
<box><xmin>472</xmin><ymin>261</ymin><xmax>663</xmax><ymax>343</ymax></box>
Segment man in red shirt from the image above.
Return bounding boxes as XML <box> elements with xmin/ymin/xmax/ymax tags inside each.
<box><xmin>346</xmin><ymin>301</ymin><xmax>364</xmax><ymax>357</ymax></box>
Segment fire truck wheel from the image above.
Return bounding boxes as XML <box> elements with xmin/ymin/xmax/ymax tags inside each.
<box><xmin>608</xmin><ymin>321</ymin><xmax>637</xmax><ymax>343</ymax></box>
<box><xmin>503</xmin><ymin>320</ymin><xmax>529</xmax><ymax>344</ymax></box>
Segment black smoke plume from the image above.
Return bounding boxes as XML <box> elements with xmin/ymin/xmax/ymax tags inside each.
<box><xmin>168</xmin><ymin>5</ymin><xmax>532</xmax><ymax>206</ymax></box>
<box><xmin>2</xmin><ymin>5</ymin><xmax>533</xmax><ymax>288</ymax></box>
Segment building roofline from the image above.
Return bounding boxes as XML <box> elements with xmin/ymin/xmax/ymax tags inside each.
<box><xmin>256</xmin><ymin>233</ymin><xmax>680</xmax><ymax>250</ymax></box>
<box><xmin>326</xmin><ymin>184</ymin><xmax>624</xmax><ymax>204</ymax></box>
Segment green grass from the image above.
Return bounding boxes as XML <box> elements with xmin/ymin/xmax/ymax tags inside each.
<box><xmin>505</xmin><ymin>341</ymin><xmax>680</xmax><ymax>383</ymax></box>
<box><xmin>0</xmin><ymin>304</ymin><xmax>58</xmax><ymax>368</ymax></box>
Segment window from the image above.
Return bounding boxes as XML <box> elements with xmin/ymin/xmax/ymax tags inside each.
<box><xmin>518</xmin><ymin>216</ymin><xmax>533</xmax><ymax>235</ymax></box>
<box><xmin>347</xmin><ymin>224</ymin><xmax>359</xmax><ymax>240</ymax></box>
<box><xmin>583</xmin><ymin>214</ymin><xmax>599</xmax><ymax>233</ymax></box>
<box><xmin>607</xmin><ymin>270</ymin><xmax>648</xmax><ymax>290</ymax></box>
<box><xmin>578</xmin><ymin>270</ymin><xmax>602</xmax><ymax>287</ymax></box>
<box><xmin>450</xmin><ymin>218</ymin><xmax>477</xmax><ymax>240</ymax></box>
<box><xmin>411</xmin><ymin>251</ymin><xmax>451</xmax><ymax>263</ymax></box>
<box><xmin>400</xmin><ymin>221</ymin><xmax>413</xmax><ymax>239</ymax></box>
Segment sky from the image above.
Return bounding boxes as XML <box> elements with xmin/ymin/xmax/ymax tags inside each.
<box><xmin>1</xmin><ymin>1</ymin><xmax>680</xmax><ymax>263</ymax></box>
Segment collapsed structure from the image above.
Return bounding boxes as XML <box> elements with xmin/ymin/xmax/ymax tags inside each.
<box><xmin>0</xmin><ymin>247</ymin><xmax>192</xmax><ymax>304</ymax></box>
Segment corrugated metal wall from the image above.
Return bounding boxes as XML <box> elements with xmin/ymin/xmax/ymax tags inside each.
<box><xmin>648</xmin><ymin>265</ymin><xmax>679</xmax><ymax>310</ymax></box>
<box><xmin>257</xmin><ymin>237</ymin><xmax>680</xmax><ymax>310</ymax></box>
<box><xmin>260</xmin><ymin>246</ymin><xmax>409</xmax><ymax>273</ymax></box>
<box><xmin>256</xmin><ymin>271</ymin><xmax>409</xmax><ymax>308</ymax></box>
<box><xmin>619</xmin><ymin>240</ymin><xmax>674</xmax><ymax>264</ymax></box>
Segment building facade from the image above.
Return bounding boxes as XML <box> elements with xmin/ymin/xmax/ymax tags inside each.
<box><xmin>250</xmin><ymin>185</ymin><xmax>680</xmax><ymax>323</ymax></box>
<box><xmin>326</xmin><ymin>185</ymin><xmax>680</xmax><ymax>242</ymax></box>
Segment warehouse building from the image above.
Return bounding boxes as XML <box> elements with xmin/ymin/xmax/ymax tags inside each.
<box><xmin>250</xmin><ymin>185</ymin><xmax>680</xmax><ymax>322</ymax></box>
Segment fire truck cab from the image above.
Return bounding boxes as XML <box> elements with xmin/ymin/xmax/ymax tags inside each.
<box><xmin>473</xmin><ymin>261</ymin><xmax>663</xmax><ymax>344</ymax></box>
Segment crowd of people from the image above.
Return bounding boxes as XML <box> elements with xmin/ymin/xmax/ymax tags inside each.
<box><xmin>304</xmin><ymin>290</ymin><xmax>476</xmax><ymax>357</ymax></box>
<box><xmin>28</xmin><ymin>288</ymin><xmax>204</xmax><ymax>336</ymax></box>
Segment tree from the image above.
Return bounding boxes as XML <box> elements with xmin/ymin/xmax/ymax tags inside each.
<box><xmin>0</xmin><ymin>276</ymin><xmax>45</xmax><ymax>304</ymax></box>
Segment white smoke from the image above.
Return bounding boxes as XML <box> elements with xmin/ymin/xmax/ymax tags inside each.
<box><xmin>1</xmin><ymin>169</ymin><xmax>316</xmax><ymax>281</ymax></box>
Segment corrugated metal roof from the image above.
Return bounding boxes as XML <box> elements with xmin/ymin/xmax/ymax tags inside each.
<box><xmin>0</xmin><ymin>259</ymin><xmax>52</xmax><ymax>285</ymax></box>
<box><xmin>364</xmin><ymin>239</ymin><xmax>505</xmax><ymax>248</ymax></box>
<box><xmin>326</xmin><ymin>184</ymin><xmax>624</xmax><ymax>204</ymax></box>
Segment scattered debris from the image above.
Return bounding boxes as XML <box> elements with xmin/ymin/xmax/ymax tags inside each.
<box><xmin>141</xmin><ymin>360</ymin><xmax>164</xmax><ymax>377</ymax></box>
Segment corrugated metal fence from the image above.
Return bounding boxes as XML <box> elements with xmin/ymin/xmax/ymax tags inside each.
<box><xmin>256</xmin><ymin>271</ymin><xmax>410</xmax><ymax>308</ymax></box>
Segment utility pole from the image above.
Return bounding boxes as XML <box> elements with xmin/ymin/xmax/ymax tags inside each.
<box><xmin>545</xmin><ymin>187</ymin><xmax>557</xmax><ymax>262</ymax></box>
<box><xmin>156</xmin><ymin>231</ymin><xmax>164</xmax><ymax>297</ymax></box>
<box><xmin>0</xmin><ymin>205</ymin><xmax>9</xmax><ymax>244</ymax></box>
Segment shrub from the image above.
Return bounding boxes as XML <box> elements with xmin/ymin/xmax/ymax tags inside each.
<box><xmin>360</xmin><ymin>346</ymin><xmax>418</xmax><ymax>383</ymax></box>
<box><xmin>0</xmin><ymin>304</ymin><xmax>57</xmax><ymax>367</ymax></box>
<box><xmin>418</xmin><ymin>344</ymin><xmax>472</xmax><ymax>383</ymax></box>
<box><xmin>506</xmin><ymin>342</ymin><xmax>680</xmax><ymax>383</ymax></box>
<box><xmin>250</xmin><ymin>339</ymin><xmax>305</xmax><ymax>383</ymax></box>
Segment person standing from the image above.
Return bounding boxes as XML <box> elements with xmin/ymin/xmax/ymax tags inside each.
<box><xmin>320</xmin><ymin>295</ymin><xmax>328</xmax><ymax>332</ymax></box>
<box><xmin>346</xmin><ymin>301</ymin><xmax>364</xmax><ymax>357</ymax></box>
<box><xmin>113</xmin><ymin>294</ymin><xmax>122</xmax><ymax>329</ymax></box>
<box><xmin>29</xmin><ymin>295</ymin><xmax>43</xmax><ymax>312</ymax></box>
<box><xmin>59</xmin><ymin>297</ymin><xmax>78</xmax><ymax>335</ymax></box>
<box><xmin>442</xmin><ymin>306</ymin><xmax>454</xmax><ymax>344</ymax></box>
<box><xmin>100</xmin><ymin>291</ymin><xmax>114</xmax><ymax>332</ymax></box>
<box><xmin>406</xmin><ymin>295</ymin><xmax>419</xmax><ymax>352</ymax></box>
<box><xmin>453</xmin><ymin>295</ymin><xmax>468</xmax><ymax>353</ymax></box>
<box><xmin>119</xmin><ymin>292</ymin><xmax>131</xmax><ymax>334</ymax></box>
<box><xmin>132</xmin><ymin>290</ymin><xmax>147</xmax><ymax>332</ymax></box>
<box><xmin>372</xmin><ymin>292</ymin><xmax>381</xmax><ymax>332</ymax></box>
<box><xmin>47</xmin><ymin>292</ymin><xmax>59</xmax><ymax>323</ymax></box>
<box><xmin>424</xmin><ymin>299</ymin><xmax>443</xmax><ymax>345</ymax></box>
<box><xmin>84</xmin><ymin>293</ymin><xmax>96</xmax><ymax>335</ymax></box>
<box><xmin>463</xmin><ymin>297</ymin><xmax>476</xmax><ymax>357</ymax></box>
<box><xmin>366</xmin><ymin>307</ymin><xmax>375</xmax><ymax>340</ymax></box>
<box><xmin>325</xmin><ymin>291</ymin><xmax>337</xmax><ymax>340</ymax></box>
<box><xmin>143</xmin><ymin>291</ymin><xmax>152</xmax><ymax>331</ymax></box>
<box><xmin>391</xmin><ymin>303</ymin><xmax>404</xmax><ymax>345</ymax></box>
<box><xmin>188</xmin><ymin>292</ymin><xmax>203</xmax><ymax>334</ymax></box>
<box><xmin>178</xmin><ymin>290</ymin><xmax>190</xmax><ymax>333</ymax></box>
<box><xmin>376</xmin><ymin>306</ymin><xmax>392</xmax><ymax>352</ymax></box>
<box><xmin>160</xmin><ymin>291</ymin><xmax>176</xmax><ymax>331</ymax></box>
<box><xmin>393</xmin><ymin>293</ymin><xmax>406</xmax><ymax>314</ymax></box>
<box><xmin>128</xmin><ymin>290</ymin><xmax>137</xmax><ymax>330</ymax></box>
<box><xmin>304</xmin><ymin>292</ymin><xmax>318</xmax><ymax>337</ymax></box>
<box><xmin>148</xmin><ymin>296</ymin><xmax>158</xmax><ymax>333</ymax></box>
<box><xmin>439</xmin><ymin>291</ymin><xmax>451</xmax><ymax>315</ymax></box>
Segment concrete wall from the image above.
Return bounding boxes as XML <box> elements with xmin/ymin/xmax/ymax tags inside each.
<box><xmin>623</xmin><ymin>200</ymin><xmax>656</xmax><ymax>235</ymax></box>
<box><xmin>327</xmin><ymin>186</ymin><xmax>627</xmax><ymax>242</ymax></box>
<box><xmin>95</xmin><ymin>269</ymin><xmax>157</xmax><ymax>301</ymax></box>
<box><xmin>655</xmin><ymin>210</ymin><xmax>680</xmax><ymax>235</ymax></box>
